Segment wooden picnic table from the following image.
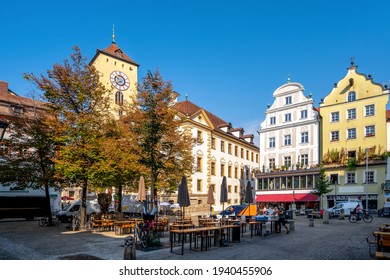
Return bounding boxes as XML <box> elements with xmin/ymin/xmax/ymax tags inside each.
<box><xmin>170</xmin><ymin>224</ymin><xmax>240</xmax><ymax>255</ymax></box>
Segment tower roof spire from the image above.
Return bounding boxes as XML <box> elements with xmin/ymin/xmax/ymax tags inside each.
<box><xmin>112</xmin><ymin>24</ymin><xmax>116</xmax><ymax>44</ymax></box>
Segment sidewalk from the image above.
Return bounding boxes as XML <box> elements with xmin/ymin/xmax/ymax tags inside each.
<box><xmin>0</xmin><ymin>215</ymin><xmax>387</xmax><ymax>260</ymax></box>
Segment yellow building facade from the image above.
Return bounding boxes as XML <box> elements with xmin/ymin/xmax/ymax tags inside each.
<box><xmin>320</xmin><ymin>63</ymin><xmax>389</xmax><ymax>210</ymax></box>
<box><xmin>90</xmin><ymin>41</ymin><xmax>139</xmax><ymax>117</ymax></box>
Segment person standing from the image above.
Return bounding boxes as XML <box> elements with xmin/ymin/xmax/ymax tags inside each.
<box><xmin>278</xmin><ymin>203</ymin><xmax>289</xmax><ymax>234</ymax></box>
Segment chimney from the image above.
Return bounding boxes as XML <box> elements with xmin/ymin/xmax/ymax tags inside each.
<box><xmin>0</xmin><ymin>81</ymin><xmax>8</xmax><ymax>95</ymax></box>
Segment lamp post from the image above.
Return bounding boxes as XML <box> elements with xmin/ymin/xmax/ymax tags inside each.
<box><xmin>365</xmin><ymin>148</ymin><xmax>369</xmax><ymax>211</ymax></box>
<box><xmin>0</xmin><ymin>119</ymin><xmax>8</xmax><ymax>141</ymax></box>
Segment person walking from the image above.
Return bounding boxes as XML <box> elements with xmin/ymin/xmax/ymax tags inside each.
<box><xmin>278</xmin><ymin>203</ymin><xmax>289</xmax><ymax>234</ymax></box>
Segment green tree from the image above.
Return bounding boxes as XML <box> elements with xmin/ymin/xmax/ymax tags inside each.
<box><xmin>124</xmin><ymin>69</ymin><xmax>193</xmax><ymax>207</ymax></box>
<box><xmin>24</xmin><ymin>46</ymin><xmax>113</xmax><ymax>228</ymax></box>
<box><xmin>0</xmin><ymin>110</ymin><xmax>60</xmax><ymax>225</ymax></box>
<box><xmin>312</xmin><ymin>165</ymin><xmax>332</xmax><ymax>210</ymax></box>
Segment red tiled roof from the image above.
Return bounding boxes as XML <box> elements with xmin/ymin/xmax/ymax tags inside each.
<box><xmin>92</xmin><ymin>43</ymin><xmax>139</xmax><ymax>66</ymax></box>
<box><xmin>173</xmin><ymin>100</ymin><xmax>229</xmax><ymax>128</ymax></box>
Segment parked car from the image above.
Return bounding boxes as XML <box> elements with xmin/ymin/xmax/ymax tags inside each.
<box><xmin>327</xmin><ymin>201</ymin><xmax>363</xmax><ymax>217</ymax></box>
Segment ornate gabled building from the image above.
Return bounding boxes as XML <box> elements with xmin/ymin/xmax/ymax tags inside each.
<box><xmin>255</xmin><ymin>80</ymin><xmax>321</xmax><ymax>211</ymax></box>
<box><xmin>173</xmin><ymin>99</ymin><xmax>260</xmax><ymax>213</ymax></box>
<box><xmin>319</xmin><ymin>62</ymin><xmax>389</xmax><ymax>210</ymax></box>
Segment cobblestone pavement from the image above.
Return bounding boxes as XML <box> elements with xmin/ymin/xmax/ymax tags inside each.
<box><xmin>0</xmin><ymin>215</ymin><xmax>387</xmax><ymax>260</ymax></box>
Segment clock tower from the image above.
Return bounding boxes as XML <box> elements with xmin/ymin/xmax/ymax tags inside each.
<box><xmin>90</xmin><ymin>35</ymin><xmax>139</xmax><ymax>117</ymax></box>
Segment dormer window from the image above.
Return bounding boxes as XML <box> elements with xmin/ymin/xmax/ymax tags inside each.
<box><xmin>115</xmin><ymin>49</ymin><xmax>123</xmax><ymax>57</ymax></box>
<box><xmin>285</xmin><ymin>96</ymin><xmax>292</xmax><ymax>105</ymax></box>
<box><xmin>13</xmin><ymin>106</ymin><xmax>24</xmax><ymax>114</ymax></box>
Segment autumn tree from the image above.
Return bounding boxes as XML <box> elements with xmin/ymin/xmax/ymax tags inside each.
<box><xmin>124</xmin><ymin>69</ymin><xmax>193</xmax><ymax>207</ymax></box>
<box><xmin>0</xmin><ymin>110</ymin><xmax>59</xmax><ymax>225</ymax></box>
<box><xmin>24</xmin><ymin>46</ymin><xmax>114</xmax><ymax>228</ymax></box>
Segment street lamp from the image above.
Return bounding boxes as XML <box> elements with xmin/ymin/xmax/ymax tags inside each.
<box><xmin>0</xmin><ymin>120</ymin><xmax>8</xmax><ymax>141</ymax></box>
<box><xmin>365</xmin><ymin>148</ymin><xmax>369</xmax><ymax>211</ymax></box>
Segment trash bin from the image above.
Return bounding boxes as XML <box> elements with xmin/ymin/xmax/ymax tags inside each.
<box><xmin>309</xmin><ymin>218</ymin><xmax>314</xmax><ymax>227</ymax></box>
<box><xmin>232</xmin><ymin>222</ymin><xmax>240</xmax><ymax>242</ymax></box>
<box><xmin>288</xmin><ymin>220</ymin><xmax>295</xmax><ymax>231</ymax></box>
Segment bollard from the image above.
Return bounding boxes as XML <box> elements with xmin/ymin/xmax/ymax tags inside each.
<box><xmin>289</xmin><ymin>220</ymin><xmax>295</xmax><ymax>231</ymax></box>
<box><xmin>124</xmin><ymin>236</ymin><xmax>136</xmax><ymax>260</ymax></box>
<box><xmin>309</xmin><ymin>218</ymin><xmax>314</xmax><ymax>227</ymax></box>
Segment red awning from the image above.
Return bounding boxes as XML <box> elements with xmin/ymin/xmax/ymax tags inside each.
<box><xmin>256</xmin><ymin>193</ymin><xmax>318</xmax><ymax>202</ymax></box>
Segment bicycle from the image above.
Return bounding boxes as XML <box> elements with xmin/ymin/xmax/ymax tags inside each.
<box><xmin>348</xmin><ymin>210</ymin><xmax>373</xmax><ymax>223</ymax></box>
<box><xmin>134</xmin><ymin>221</ymin><xmax>148</xmax><ymax>250</ymax></box>
<box><xmin>38</xmin><ymin>216</ymin><xmax>59</xmax><ymax>227</ymax></box>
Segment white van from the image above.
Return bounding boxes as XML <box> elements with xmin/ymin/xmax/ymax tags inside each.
<box><xmin>56</xmin><ymin>199</ymin><xmax>100</xmax><ymax>222</ymax></box>
<box><xmin>328</xmin><ymin>201</ymin><xmax>363</xmax><ymax>216</ymax></box>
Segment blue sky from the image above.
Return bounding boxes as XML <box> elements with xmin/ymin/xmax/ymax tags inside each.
<box><xmin>1</xmin><ymin>0</ymin><xmax>390</xmax><ymax>144</ymax></box>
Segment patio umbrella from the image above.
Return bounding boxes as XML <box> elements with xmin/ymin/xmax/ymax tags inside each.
<box><xmin>138</xmin><ymin>176</ymin><xmax>146</xmax><ymax>213</ymax></box>
<box><xmin>207</xmin><ymin>185</ymin><xmax>215</xmax><ymax>216</ymax></box>
<box><xmin>177</xmin><ymin>176</ymin><xmax>190</xmax><ymax>220</ymax></box>
<box><xmin>245</xmin><ymin>181</ymin><xmax>254</xmax><ymax>217</ymax></box>
<box><xmin>220</xmin><ymin>176</ymin><xmax>228</xmax><ymax>224</ymax></box>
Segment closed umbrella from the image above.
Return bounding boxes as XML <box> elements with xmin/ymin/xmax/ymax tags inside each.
<box><xmin>138</xmin><ymin>176</ymin><xmax>146</xmax><ymax>213</ymax></box>
<box><xmin>177</xmin><ymin>176</ymin><xmax>190</xmax><ymax>220</ymax></box>
<box><xmin>220</xmin><ymin>176</ymin><xmax>228</xmax><ymax>224</ymax></box>
<box><xmin>245</xmin><ymin>181</ymin><xmax>254</xmax><ymax>217</ymax></box>
<box><xmin>207</xmin><ymin>185</ymin><xmax>215</xmax><ymax>216</ymax></box>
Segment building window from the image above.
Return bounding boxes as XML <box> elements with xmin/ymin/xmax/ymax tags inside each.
<box><xmin>301</xmin><ymin>109</ymin><xmax>308</xmax><ymax>119</ymax></box>
<box><xmin>301</xmin><ymin>132</ymin><xmax>309</xmax><ymax>143</ymax></box>
<box><xmin>228</xmin><ymin>165</ymin><xmax>232</xmax><ymax>178</ymax></box>
<box><xmin>284</xmin><ymin>135</ymin><xmax>291</xmax><ymax>146</ymax></box>
<box><xmin>284</xmin><ymin>156</ymin><xmax>291</xmax><ymax>168</ymax></box>
<box><xmin>269</xmin><ymin>137</ymin><xmax>276</xmax><ymax>148</ymax></box>
<box><xmin>346</xmin><ymin>172</ymin><xmax>356</xmax><ymax>184</ymax></box>
<box><xmin>347</xmin><ymin>108</ymin><xmax>356</xmax><ymax>120</ymax></box>
<box><xmin>234</xmin><ymin>146</ymin><xmax>238</xmax><ymax>156</ymax></box>
<box><xmin>348</xmin><ymin>150</ymin><xmax>356</xmax><ymax>159</ymax></box>
<box><xmin>256</xmin><ymin>154</ymin><xmax>259</xmax><ymax>163</ymax></box>
<box><xmin>211</xmin><ymin>137</ymin><xmax>216</xmax><ymax>149</ymax></box>
<box><xmin>234</xmin><ymin>167</ymin><xmax>238</xmax><ymax>178</ymax></box>
<box><xmin>197</xmin><ymin>130</ymin><xmax>203</xmax><ymax>144</ymax></box>
<box><xmin>285</xmin><ymin>96</ymin><xmax>292</xmax><ymax>105</ymax></box>
<box><xmin>347</xmin><ymin>128</ymin><xmax>356</xmax><ymax>139</ymax></box>
<box><xmin>365</xmin><ymin>104</ymin><xmax>375</xmax><ymax>117</ymax></box>
<box><xmin>270</xmin><ymin>116</ymin><xmax>276</xmax><ymax>125</ymax></box>
<box><xmin>347</xmin><ymin>91</ymin><xmax>356</xmax><ymax>102</ymax></box>
<box><xmin>269</xmin><ymin>158</ymin><xmax>275</xmax><ymax>170</ymax></box>
<box><xmin>246</xmin><ymin>150</ymin><xmax>249</xmax><ymax>160</ymax></box>
<box><xmin>221</xmin><ymin>141</ymin><xmax>225</xmax><ymax>152</ymax></box>
<box><xmin>228</xmin><ymin>185</ymin><xmax>232</xmax><ymax>193</ymax></box>
<box><xmin>251</xmin><ymin>152</ymin><xmax>254</xmax><ymax>161</ymax></box>
<box><xmin>234</xmin><ymin>185</ymin><xmax>238</xmax><ymax>193</ymax></box>
<box><xmin>330</xmin><ymin>174</ymin><xmax>339</xmax><ymax>184</ymax></box>
<box><xmin>331</xmin><ymin>131</ymin><xmax>339</xmax><ymax>142</ymax></box>
<box><xmin>115</xmin><ymin>91</ymin><xmax>124</xmax><ymax>105</ymax></box>
<box><xmin>300</xmin><ymin>154</ymin><xmax>308</xmax><ymax>166</ymax></box>
<box><xmin>220</xmin><ymin>163</ymin><xmax>225</xmax><ymax>176</ymax></box>
<box><xmin>211</xmin><ymin>162</ymin><xmax>216</xmax><ymax>176</ymax></box>
<box><xmin>365</xmin><ymin>125</ymin><xmax>375</xmax><ymax>137</ymax></box>
<box><xmin>196</xmin><ymin>157</ymin><xmax>202</xmax><ymax>172</ymax></box>
<box><xmin>365</xmin><ymin>171</ymin><xmax>375</xmax><ymax>183</ymax></box>
<box><xmin>197</xmin><ymin>179</ymin><xmax>202</xmax><ymax>191</ymax></box>
<box><xmin>241</xmin><ymin>148</ymin><xmax>244</xmax><ymax>158</ymax></box>
<box><xmin>228</xmin><ymin>143</ymin><xmax>232</xmax><ymax>154</ymax></box>
<box><xmin>284</xmin><ymin>113</ymin><xmax>292</xmax><ymax>122</ymax></box>
<box><xmin>331</xmin><ymin>112</ymin><xmax>339</xmax><ymax>122</ymax></box>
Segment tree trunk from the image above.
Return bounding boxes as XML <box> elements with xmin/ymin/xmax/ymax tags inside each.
<box><xmin>80</xmin><ymin>180</ymin><xmax>87</xmax><ymax>230</ymax></box>
<box><xmin>44</xmin><ymin>183</ymin><xmax>53</xmax><ymax>225</ymax></box>
<box><xmin>116</xmin><ymin>184</ymin><xmax>122</xmax><ymax>213</ymax></box>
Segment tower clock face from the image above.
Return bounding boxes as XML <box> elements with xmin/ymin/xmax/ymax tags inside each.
<box><xmin>110</xmin><ymin>71</ymin><xmax>130</xmax><ymax>91</ymax></box>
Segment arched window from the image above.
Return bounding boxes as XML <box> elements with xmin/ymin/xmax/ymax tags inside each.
<box><xmin>347</xmin><ymin>91</ymin><xmax>356</xmax><ymax>102</ymax></box>
<box><xmin>115</xmin><ymin>91</ymin><xmax>124</xmax><ymax>105</ymax></box>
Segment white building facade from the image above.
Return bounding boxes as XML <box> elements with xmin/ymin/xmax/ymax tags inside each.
<box><xmin>256</xmin><ymin>81</ymin><xmax>321</xmax><ymax>210</ymax></box>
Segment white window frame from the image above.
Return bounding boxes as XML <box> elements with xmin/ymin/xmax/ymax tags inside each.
<box><xmin>365</xmin><ymin>125</ymin><xmax>375</xmax><ymax>137</ymax></box>
<box><xmin>347</xmin><ymin>91</ymin><xmax>356</xmax><ymax>102</ymax></box>
<box><xmin>330</xmin><ymin>131</ymin><xmax>339</xmax><ymax>142</ymax></box>
<box><xmin>347</xmin><ymin>108</ymin><xmax>356</xmax><ymax>120</ymax></box>
<box><xmin>300</xmin><ymin>109</ymin><xmax>308</xmax><ymax>119</ymax></box>
<box><xmin>347</xmin><ymin>128</ymin><xmax>356</xmax><ymax>139</ymax></box>
<box><xmin>284</xmin><ymin>135</ymin><xmax>291</xmax><ymax>146</ymax></box>
<box><xmin>365</xmin><ymin>104</ymin><xmax>375</xmax><ymax>117</ymax></box>
<box><xmin>285</xmin><ymin>96</ymin><xmax>292</xmax><ymax>105</ymax></box>
<box><xmin>364</xmin><ymin>170</ymin><xmax>376</xmax><ymax>184</ymax></box>
<box><xmin>270</xmin><ymin>116</ymin><xmax>276</xmax><ymax>125</ymax></box>
<box><xmin>284</xmin><ymin>113</ymin><xmax>291</xmax><ymax>122</ymax></box>
<box><xmin>346</xmin><ymin>172</ymin><xmax>356</xmax><ymax>184</ymax></box>
<box><xmin>301</xmin><ymin>132</ymin><xmax>309</xmax><ymax>143</ymax></box>
<box><xmin>331</xmin><ymin>112</ymin><xmax>339</xmax><ymax>122</ymax></box>
<box><xmin>269</xmin><ymin>137</ymin><xmax>276</xmax><ymax>148</ymax></box>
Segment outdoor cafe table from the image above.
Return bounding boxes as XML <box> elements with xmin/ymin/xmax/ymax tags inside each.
<box><xmin>372</xmin><ymin>231</ymin><xmax>390</xmax><ymax>252</ymax></box>
<box><xmin>114</xmin><ymin>220</ymin><xmax>135</xmax><ymax>235</ymax></box>
<box><xmin>170</xmin><ymin>224</ymin><xmax>241</xmax><ymax>255</ymax></box>
<box><xmin>379</xmin><ymin>224</ymin><xmax>390</xmax><ymax>232</ymax></box>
